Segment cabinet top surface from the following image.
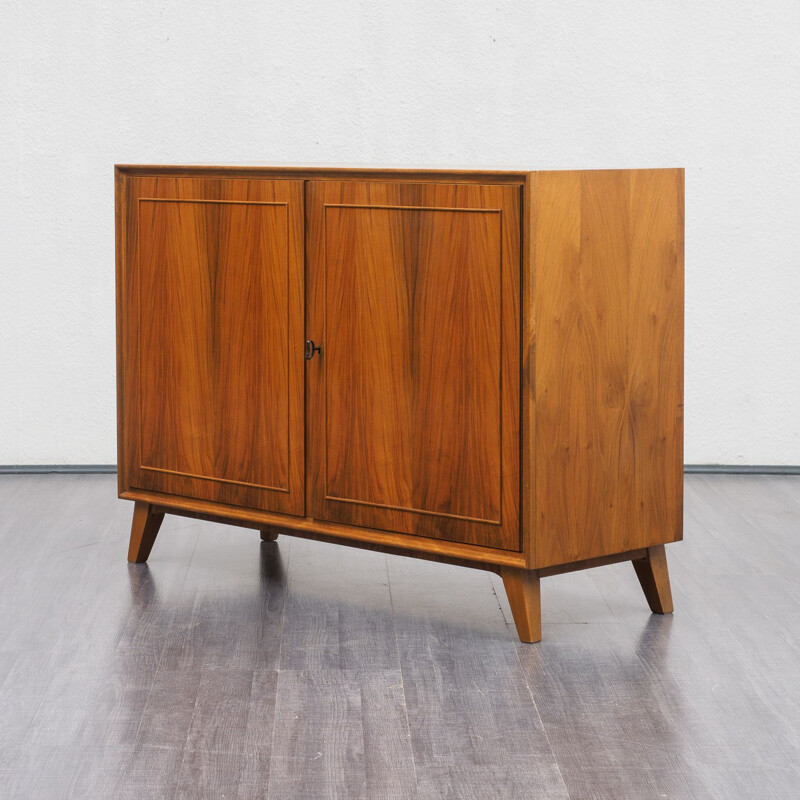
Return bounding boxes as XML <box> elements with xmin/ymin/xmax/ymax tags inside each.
<box><xmin>115</xmin><ymin>164</ymin><xmax>683</xmax><ymax>185</ymax></box>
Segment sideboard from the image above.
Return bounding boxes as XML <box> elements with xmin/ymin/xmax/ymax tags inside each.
<box><xmin>116</xmin><ymin>165</ymin><xmax>683</xmax><ymax>642</ymax></box>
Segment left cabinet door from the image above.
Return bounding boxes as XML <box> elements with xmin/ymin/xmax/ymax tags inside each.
<box><xmin>118</xmin><ymin>176</ymin><xmax>305</xmax><ymax>515</ymax></box>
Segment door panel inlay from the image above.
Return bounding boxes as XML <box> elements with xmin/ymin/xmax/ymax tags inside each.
<box><xmin>323</xmin><ymin>205</ymin><xmax>503</xmax><ymax>524</ymax></box>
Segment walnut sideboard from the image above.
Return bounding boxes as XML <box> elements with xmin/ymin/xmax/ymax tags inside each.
<box><xmin>116</xmin><ymin>165</ymin><xmax>683</xmax><ymax>642</ymax></box>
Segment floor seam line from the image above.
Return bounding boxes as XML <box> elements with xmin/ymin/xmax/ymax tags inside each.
<box><xmin>514</xmin><ymin>646</ymin><xmax>571</xmax><ymax>799</ymax></box>
<box><xmin>264</xmin><ymin>536</ymin><xmax>293</xmax><ymax>800</ymax></box>
<box><xmin>386</xmin><ymin>554</ymin><xmax>419</xmax><ymax>792</ymax></box>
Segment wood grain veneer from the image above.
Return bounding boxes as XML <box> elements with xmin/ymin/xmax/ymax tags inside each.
<box><xmin>119</xmin><ymin>176</ymin><xmax>305</xmax><ymax>515</ymax></box>
<box><xmin>528</xmin><ymin>169</ymin><xmax>684</xmax><ymax>570</ymax></box>
<box><xmin>306</xmin><ymin>180</ymin><xmax>520</xmax><ymax>550</ymax></box>
<box><xmin>116</xmin><ymin>164</ymin><xmax>683</xmax><ymax>642</ymax></box>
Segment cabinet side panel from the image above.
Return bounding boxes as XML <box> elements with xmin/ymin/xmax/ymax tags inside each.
<box><xmin>532</xmin><ymin>169</ymin><xmax>683</xmax><ymax>569</ymax></box>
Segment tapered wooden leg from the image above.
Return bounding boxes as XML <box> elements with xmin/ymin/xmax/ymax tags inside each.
<box><xmin>632</xmin><ymin>544</ymin><xmax>674</xmax><ymax>614</ymax></box>
<box><xmin>501</xmin><ymin>568</ymin><xmax>542</xmax><ymax>643</ymax></box>
<box><xmin>127</xmin><ymin>501</ymin><xmax>165</xmax><ymax>563</ymax></box>
<box><xmin>259</xmin><ymin>526</ymin><xmax>279</xmax><ymax>542</ymax></box>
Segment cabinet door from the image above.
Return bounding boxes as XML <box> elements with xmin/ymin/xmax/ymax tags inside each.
<box><xmin>121</xmin><ymin>177</ymin><xmax>305</xmax><ymax>515</ymax></box>
<box><xmin>306</xmin><ymin>181</ymin><xmax>520</xmax><ymax>550</ymax></box>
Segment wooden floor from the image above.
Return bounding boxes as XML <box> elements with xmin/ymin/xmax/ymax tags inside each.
<box><xmin>0</xmin><ymin>475</ymin><xmax>799</xmax><ymax>799</ymax></box>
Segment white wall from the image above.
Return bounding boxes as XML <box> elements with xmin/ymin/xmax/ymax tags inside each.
<box><xmin>1</xmin><ymin>0</ymin><xmax>798</xmax><ymax>465</ymax></box>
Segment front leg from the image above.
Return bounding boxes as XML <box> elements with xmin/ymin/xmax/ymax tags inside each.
<box><xmin>500</xmin><ymin>568</ymin><xmax>542</xmax><ymax>643</ymax></box>
<box><xmin>127</xmin><ymin>501</ymin><xmax>165</xmax><ymax>563</ymax></box>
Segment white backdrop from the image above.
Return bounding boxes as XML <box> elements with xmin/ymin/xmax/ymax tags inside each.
<box><xmin>1</xmin><ymin>0</ymin><xmax>798</xmax><ymax>465</ymax></box>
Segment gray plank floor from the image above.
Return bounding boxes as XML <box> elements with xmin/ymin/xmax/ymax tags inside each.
<box><xmin>0</xmin><ymin>474</ymin><xmax>799</xmax><ymax>799</ymax></box>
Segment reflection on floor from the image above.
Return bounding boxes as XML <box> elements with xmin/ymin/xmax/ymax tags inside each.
<box><xmin>0</xmin><ymin>474</ymin><xmax>798</xmax><ymax>799</ymax></box>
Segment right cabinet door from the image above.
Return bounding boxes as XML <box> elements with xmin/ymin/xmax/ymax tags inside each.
<box><xmin>306</xmin><ymin>180</ymin><xmax>521</xmax><ymax>550</ymax></box>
